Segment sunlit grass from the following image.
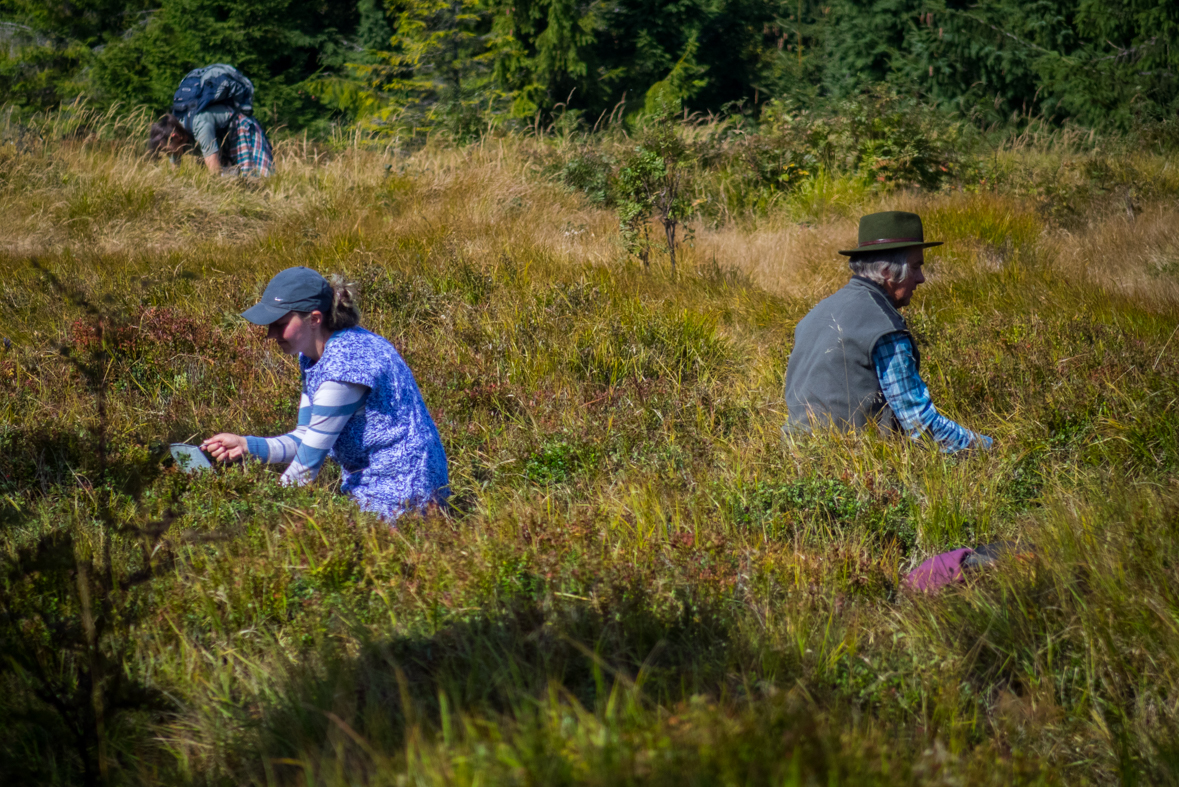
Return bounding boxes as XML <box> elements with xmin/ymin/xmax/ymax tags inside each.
<box><xmin>2</xmin><ymin>105</ymin><xmax>1179</xmax><ymax>784</ymax></box>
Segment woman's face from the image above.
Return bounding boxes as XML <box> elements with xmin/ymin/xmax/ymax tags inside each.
<box><xmin>267</xmin><ymin>311</ymin><xmax>324</xmax><ymax>357</ymax></box>
<box><xmin>161</xmin><ymin>131</ymin><xmax>188</xmax><ymax>156</ymax></box>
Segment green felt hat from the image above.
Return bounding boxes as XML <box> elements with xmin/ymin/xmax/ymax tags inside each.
<box><xmin>838</xmin><ymin>211</ymin><xmax>943</xmax><ymax>256</ymax></box>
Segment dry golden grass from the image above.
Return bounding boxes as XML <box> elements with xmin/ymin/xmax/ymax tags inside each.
<box><xmin>6</xmin><ymin>112</ymin><xmax>1175</xmax><ymax>315</ymax></box>
<box><xmin>1051</xmin><ymin>202</ymin><xmax>1179</xmax><ymax>309</ymax></box>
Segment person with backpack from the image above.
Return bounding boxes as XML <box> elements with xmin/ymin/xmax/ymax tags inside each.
<box><xmin>200</xmin><ymin>267</ymin><xmax>451</xmax><ymax>523</ymax></box>
<box><xmin>147</xmin><ymin>64</ymin><xmax>274</xmax><ymax>176</ymax></box>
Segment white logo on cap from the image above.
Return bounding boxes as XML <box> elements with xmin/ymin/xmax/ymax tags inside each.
<box><xmin>274</xmin><ymin>297</ymin><xmax>283</xmax><ymax>301</ymax></box>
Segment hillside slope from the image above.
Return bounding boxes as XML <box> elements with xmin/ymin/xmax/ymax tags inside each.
<box><xmin>3</xmin><ymin>113</ymin><xmax>1179</xmax><ymax>784</ymax></box>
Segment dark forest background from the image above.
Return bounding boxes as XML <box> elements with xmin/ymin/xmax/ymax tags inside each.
<box><xmin>2</xmin><ymin>0</ymin><xmax>1177</xmax><ymax>136</ymax></box>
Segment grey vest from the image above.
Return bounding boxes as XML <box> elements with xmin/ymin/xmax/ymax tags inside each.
<box><xmin>783</xmin><ymin>276</ymin><xmax>917</xmax><ymax>434</ymax></box>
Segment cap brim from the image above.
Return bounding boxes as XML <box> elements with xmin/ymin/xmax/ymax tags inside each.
<box><xmin>839</xmin><ymin>241</ymin><xmax>943</xmax><ymax>256</ymax></box>
<box><xmin>241</xmin><ymin>301</ymin><xmax>290</xmax><ymax>325</ymax></box>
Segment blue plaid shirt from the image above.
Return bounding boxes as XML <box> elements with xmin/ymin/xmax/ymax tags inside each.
<box><xmin>872</xmin><ymin>332</ymin><xmax>992</xmax><ymax>453</ymax></box>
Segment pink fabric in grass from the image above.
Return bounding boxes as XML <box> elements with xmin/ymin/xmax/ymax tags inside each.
<box><xmin>904</xmin><ymin>548</ymin><xmax>974</xmax><ymax>593</ymax></box>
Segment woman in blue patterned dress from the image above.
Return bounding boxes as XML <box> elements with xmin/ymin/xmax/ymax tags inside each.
<box><xmin>201</xmin><ymin>267</ymin><xmax>450</xmax><ymax>521</ymax></box>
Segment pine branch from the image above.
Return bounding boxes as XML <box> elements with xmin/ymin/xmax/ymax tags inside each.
<box><xmin>947</xmin><ymin>9</ymin><xmax>1174</xmax><ymax>77</ymax></box>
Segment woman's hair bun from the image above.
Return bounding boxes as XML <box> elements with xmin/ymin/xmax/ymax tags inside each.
<box><xmin>326</xmin><ymin>274</ymin><xmax>361</xmax><ymax>330</ymax></box>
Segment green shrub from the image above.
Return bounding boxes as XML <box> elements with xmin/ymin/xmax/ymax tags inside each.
<box><xmin>726</xmin><ymin>477</ymin><xmax>916</xmax><ymax>549</ymax></box>
<box><xmin>760</xmin><ymin>85</ymin><xmax>974</xmax><ymax>190</ymax></box>
<box><xmin>556</xmin><ymin>149</ymin><xmax>615</xmax><ymax>206</ymax></box>
<box><xmin>523</xmin><ymin>437</ymin><xmax>599</xmax><ymax>485</ymax></box>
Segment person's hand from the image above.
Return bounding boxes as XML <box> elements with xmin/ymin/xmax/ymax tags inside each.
<box><xmin>201</xmin><ymin>433</ymin><xmax>248</xmax><ymax>462</ymax></box>
<box><xmin>975</xmin><ymin>434</ymin><xmax>994</xmax><ymax>451</ymax></box>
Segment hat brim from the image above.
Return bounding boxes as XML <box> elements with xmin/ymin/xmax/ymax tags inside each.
<box><xmin>241</xmin><ymin>301</ymin><xmax>291</xmax><ymax>325</ymax></box>
<box><xmin>839</xmin><ymin>241</ymin><xmax>943</xmax><ymax>256</ymax></box>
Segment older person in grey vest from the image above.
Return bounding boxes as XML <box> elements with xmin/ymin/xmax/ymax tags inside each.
<box><xmin>783</xmin><ymin>211</ymin><xmax>992</xmax><ymax>452</ymax></box>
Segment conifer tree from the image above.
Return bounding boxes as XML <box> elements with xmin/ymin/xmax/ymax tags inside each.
<box><xmin>492</xmin><ymin>0</ymin><xmax>603</xmax><ymax>118</ymax></box>
<box><xmin>362</xmin><ymin>0</ymin><xmax>508</xmax><ymax>139</ymax></box>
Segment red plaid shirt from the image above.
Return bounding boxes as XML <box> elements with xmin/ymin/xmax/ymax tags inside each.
<box><xmin>226</xmin><ymin>113</ymin><xmax>274</xmax><ymax>176</ymax></box>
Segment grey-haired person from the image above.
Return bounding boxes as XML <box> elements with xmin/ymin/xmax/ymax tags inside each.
<box><xmin>201</xmin><ymin>267</ymin><xmax>450</xmax><ymax>521</ymax></box>
<box><xmin>782</xmin><ymin>211</ymin><xmax>992</xmax><ymax>452</ymax></box>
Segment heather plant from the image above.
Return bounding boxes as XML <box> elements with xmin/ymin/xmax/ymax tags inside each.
<box><xmin>2</xmin><ymin>104</ymin><xmax>1179</xmax><ymax>784</ymax></box>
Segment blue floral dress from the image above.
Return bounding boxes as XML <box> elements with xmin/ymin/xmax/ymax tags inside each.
<box><xmin>300</xmin><ymin>327</ymin><xmax>449</xmax><ymax>520</ymax></box>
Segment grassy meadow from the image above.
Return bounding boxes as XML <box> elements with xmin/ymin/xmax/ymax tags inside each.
<box><xmin>3</xmin><ymin>107</ymin><xmax>1179</xmax><ymax>785</ymax></box>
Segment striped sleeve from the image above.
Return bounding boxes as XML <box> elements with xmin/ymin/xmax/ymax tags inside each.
<box><xmin>280</xmin><ymin>381</ymin><xmax>368</xmax><ymax>486</ymax></box>
<box><xmin>246</xmin><ymin>392</ymin><xmax>311</xmax><ymax>463</ymax></box>
<box><xmin>872</xmin><ymin>332</ymin><xmax>992</xmax><ymax>454</ymax></box>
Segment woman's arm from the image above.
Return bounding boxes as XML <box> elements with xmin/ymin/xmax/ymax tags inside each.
<box><xmin>202</xmin><ymin>382</ymin><xmax>367</xmax><ymax>478</ymax></box>
<box><xmin>244</xmin><ymin>393</ymin><xmax>312</xmax><ymax>462</ymax></box>
<box><xmin>202</xmin><ymin>392</ymin><xmax>310</xmax><ymax>462</ymax></box>
<box><xmin>280</xmin><ymin>381</ymin><xmax>368</xmax><ymax>486</ymax></box>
